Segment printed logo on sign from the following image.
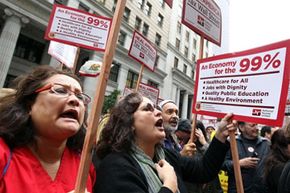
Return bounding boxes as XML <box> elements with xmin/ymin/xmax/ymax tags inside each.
<box><xmin>139</xmin><ymin>52</ymin><xmax>145</xmax><ymax>59</ymax></box>
<box><xmin>197</xmin><ymin>15</ymin><xmax>204</xmax><ymax>27</ymax></box>
<box><xmin>252</xmin><ymin>109</ymin><xmax>261</xmax><ymax>116</ymax></box>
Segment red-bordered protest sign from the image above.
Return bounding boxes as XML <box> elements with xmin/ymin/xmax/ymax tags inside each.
<box><xmin>123</xmin><ymin>83</ymin><xmax>159</xmax><ymax>105</ymax></box>
<box><xmin>128</xmin><ymin>30</ymin><xmax>157</xmax><ymax>72</ymax></box>
<box><xmin>45</xmin><ymin>4</ymin><xmax>112</xmax><ymax>51</ymax></box>
<box><xmin>182</xmin><ymin>0</ymin><xmax>222</xmax><ymax>46</ymax></box>
<box><xmin>192</xmin><ymin>40</ymin><xmax>290</xmax><ymax>127</ymax></box>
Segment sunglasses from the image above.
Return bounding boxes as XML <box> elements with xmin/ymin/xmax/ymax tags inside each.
<box><xmin>35</xmin><ymin>83</ymin><xmax>91</xmax><ymax>105</ymax></box>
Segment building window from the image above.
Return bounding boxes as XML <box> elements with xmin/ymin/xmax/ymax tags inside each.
<box><xmin>137</xmin><ymin>0</ymin><xmax>145</xmax><ymax>9</ymax></box>
<box><xmin>123</xmin><ymin>7</ymin><xmax>131</xmax><ymax>22</ymax></box>
<box><xmin>126</xmin><ymin>70</ymin><xmax>138</xmax><ymax>89</ymax></box>
<box><xmin>159</xmin><ymin>0</ymin><xmax>165</xmax><ymax>7</ymax></box>
<box><xmin>155</xmin><ymin>33</ymin><xmax>161</xmax><ymax>47</ymax></box>
<box><xmin>14</xmin><ymin>34</ymin><xmax>45</xmax><ymax>63</ymax></box>
<box><xmin>109</xmin><ymin>62</ymin><xmax>120</xmax><ymax>82</ymax></box>
<box><xmin>177</xmin><ymin>22</ymin><xmax>181</xmax><ymax>34</ymax></box>
<box><xmin>184</xmin><ymin>46</ymin><xmax>188</xmax><ymax>58</ymax></box>
<box><xmin>192</xmin><ymin>53</ymin><xmax>196</xmax><ymax>62</ymax></box>
<box><xmin>183</xmin><ymin>64</ymin><xmax>187</xmax><ymax>74</ymax></box>
<box><xmin>191</xmin><ymin>70</ymin><xmax>195</xmax><ymax>79</ymax></box>
<box><xmin>112</xmin><ymin>0</ymin><xmax>117</xmax><ymax>12</ymax></box>
<box><xmin>135</xmin><ymin>16</ymin><xmax>142</xmax><ymax>31</ymax></box>
<box><xmin>175</xmin><ymin>38</ymin><xmax>180</xmax><ymax>50</ymax></box>
<box><xmin>157</xmin><ymin>13</ymin><xmax>164</xmax><ymax>27</ymax></box>
<box><xmin>54</xmin><ymin>0</ymin><xmax>67</xmax><ymax>5</ymax></box>
<box><xmin>185</xmin><ymin>31</ymin><xmax>190</xmax><ymax>42</ymax></box>
<box><xmin>142</xmin><ymin>23</ymin><xmax>149</xmax><ymax>36</ymax></box>
<box><xmin>118</xmin><ymin>30</ymin><xmax>126</xmax><ymax>46</ymax></box>
<box><xmin>155</xmin><ymin>54</ymin><xmax>159</xmax><ymax>67</ymax></box>
<box><xmin>78</xmin><ymin>2</ymin><xmax>90</xmax><ymax>11</ymax></box>
<box><xmin>148</xmin><ymin>80</ymin><xmax>159</xmax><ymax>88</ymax></box>
<box><xmin>193</xmin><ymin>38</ymin><xmax>197</xmax><ymax>50</ymax></box>
<box><xmin>174</xmin><ymin>57</ymin><xmax>179</xmax><ymax>68</ymax></box>
<box><xmin>144</xmin><ymin>2</ymin><xmax>152</xmax><ymax>16</ymax></box>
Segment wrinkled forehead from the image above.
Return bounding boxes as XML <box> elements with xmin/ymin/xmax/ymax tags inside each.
<box><xmin>44</xmin><ymin>74</ymin><xmax>82</xmax><ymax>90</ymax></box>
<box><xmin>140</xmin><ymin>97</ymin><xmax>154</xmax><ymax>106</ymax></box>
<box><xmin>162</xmin><ymin>102</ymin><xmax>178</xmax><ymax>112</ymax></box>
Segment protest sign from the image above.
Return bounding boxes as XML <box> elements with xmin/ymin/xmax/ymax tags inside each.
<box><xmin>192</xmin><ymin>40</ymin><xmax>290</xmax><ymax>127</ymax></box>
<box><xmin>48</xmin><ymin>41</ymin><xmax>78</xmax><ymax>68</ymax></box>
<box><xmin>128</xmin><ymin>31</ymin><xmax>157</xmax><ymax>71</ymax></box>
<box><xmin>45</xmin><ymin>4</ymin><xmax>112</xmax><ymax>51</ymax></box>
<box><xmin>182</xmin><ymin>0</ymin><xmax>222</xmax><ymax>46</ymax></box>
<box><xmin>139</xmin><ymin>83</ymin><xmax>159</xmax><ymax>105</ymax></box>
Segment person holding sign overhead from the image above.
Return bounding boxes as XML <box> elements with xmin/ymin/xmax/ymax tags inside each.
<box><xmin>0</xmin><ymin>66</ymin><xmax>96</xmax><ymax>193</ymax></box>
<box><xmin>94</xmin><ymin>92</ymin><xmax>237</xmax><ymax>193</ymax></box>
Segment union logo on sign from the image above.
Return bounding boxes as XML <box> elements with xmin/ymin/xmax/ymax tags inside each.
<box><xmin>252</xmin><ymin>109</ymin><xmax>261</xmax><ymax>116</ymax></box>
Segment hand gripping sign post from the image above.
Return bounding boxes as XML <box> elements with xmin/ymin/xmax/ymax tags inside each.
<box><xmin>128</xmin><ymin>30</ymin><xmax>157</xmax><ymax>91</ymax></box>
<box><xmin>65</xmin><ymin>1</ymin><xmax>126</xmax><ymax>193</ymax></box>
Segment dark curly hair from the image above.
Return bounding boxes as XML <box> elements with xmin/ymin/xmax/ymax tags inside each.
<box><xmin>96</xmin><ymin>92</ymin><xmax>143</xmax><ymax>159</ymax></box>
<box><xmin>0</xmin><ymin>65</ymin><xmax>87</xmax><ymax>152</ymax></box>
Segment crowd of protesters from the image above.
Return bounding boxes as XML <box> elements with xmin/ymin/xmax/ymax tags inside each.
<box><xmin>1</xmin><ymin>65</ymin><xmax>290</xmax><ymax>193</ymax></box>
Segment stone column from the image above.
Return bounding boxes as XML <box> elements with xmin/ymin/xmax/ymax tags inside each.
<box><xmin>0</xmin><ymin>8</ymin><xmax>29</xmax><ymax>87</ymax></box>
<box><xmin>181</xmin><ymin>91</ymin><xmax>188</xmax><ymax>119</ymax></box>
<box><xmin>118</xmin><ymin>67</ymin><xmax>128</xmax><ymax>92</ymax></box>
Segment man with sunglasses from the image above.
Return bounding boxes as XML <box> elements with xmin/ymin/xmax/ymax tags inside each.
<box><xmin>223</xmin><ymin>121</ymin><xmax>270</xmax><ymax>193</ymax></box>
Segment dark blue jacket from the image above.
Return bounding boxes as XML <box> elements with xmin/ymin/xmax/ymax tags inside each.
<box><xmin>222</xmin><ymin>135</ymin><xmax>270</xmax><ymax>193</ymax></box>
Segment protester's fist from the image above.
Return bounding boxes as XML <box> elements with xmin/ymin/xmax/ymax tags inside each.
<box><xmin>180</xmin><ymin>142</ymin><xmax>197</xmax><ymax>157</ymax></box>
<box><xmin>215</xmin><ymin>113</ymin><xmax>237</xmax><ymax>143</ymax></box>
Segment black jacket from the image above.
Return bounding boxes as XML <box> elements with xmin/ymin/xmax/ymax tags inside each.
<box><xmin>94</xmin><ymin>137</ymin><xmax>229</xmax><ymax>193</ymax></box>
<box><xmin>277</xmin><ymin>161</ymin><xmax>290</xmax><ymax>193</ymax></box>
<box><xmin>222</xmin><ymin>135</ymin><xmax>270</xmax><ymax>193</ymax></box>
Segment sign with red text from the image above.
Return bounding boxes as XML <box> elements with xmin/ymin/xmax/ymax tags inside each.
<box><xmin>128</xmin><ymin>31</ymin><xmax>157</xmax><ymax>71</ymax></box>
<box><xmin>45</xmin><ymin>4</ymin><xmax>112</xmax><ymax>51</ymax></box>
<box><xmin>139</xmin><ymin>83</ymin><xmax>159</xmax><ymax>105</ymax></box>
<box><xmin>123</xmin><ymin>84</ymin><xmax>159</xmax><ymax>105</ymax></box>
<box><xmin>48</xmin><ymin>41</ymin><xmax>78</xmax><ymax>68</ymax></box>
<box><xmin>192</xmin><ymin>40</ymin><xmax>290</xmax><ymax>127</ymax></box>
<box><xmin>182</xmin><ymin>0</ymin><xmax>222</xmax><ymax>46</ymax></box>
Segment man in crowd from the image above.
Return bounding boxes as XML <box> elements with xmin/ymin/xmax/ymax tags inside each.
<box><xmin>159</xmin><ymin>100</ymin><xmax>196</xmax><ymax>156</ymax></box>
<box><xmin>260</xmin><ymin>125</ymin><xmax>277</xmax><ymax>141</ymax></box>
<box><xmin>223</xmin><ymin>122</ymin><xmax>270</xmax><ymax>193</ymax></box>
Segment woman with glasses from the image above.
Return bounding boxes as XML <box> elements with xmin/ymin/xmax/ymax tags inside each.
<box><xmin>94</xmin><ymin>92</ymin><xmax>237</xmax><ymax>193</ymax></box>
<box><xmin>0</xmin><ymin>65</ymin><xmax>95</xmax><ymax>193</ymax></box>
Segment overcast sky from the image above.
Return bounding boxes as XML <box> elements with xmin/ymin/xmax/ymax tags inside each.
<box><xmin>229</xmin><ymin>0</ymin><xmax>290</xmax><ymax>52</ymax></box>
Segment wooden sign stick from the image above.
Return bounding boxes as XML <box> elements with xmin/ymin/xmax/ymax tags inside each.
<box><xmin>74</xmin><ymin>1</ymin><xmax>127</xmax><ymax>192</ymax></box>
<box><xmin>135</xmin><ymin>63</ymin><xmax>144</xmax><ymax>91</ymax></box>
<box><xmin>189</xmin><ymin>36</ymin><xmax>204</xmax><ymax>143</ymax></box>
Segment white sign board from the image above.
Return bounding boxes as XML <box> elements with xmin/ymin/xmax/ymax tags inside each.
<box><xmin>182</xmin><ymin>0</ymin><xmax>222</xmax><ymax>46</ymax></box>
<box><xmin>193</xmin><ymin>40</ymin><xmax>290</xmax><ymax>127</ymax></box>
<box><xmin>45</xmin><ymin>4</ymin><xmax>112</xmax><ymax>51</ymax></box>
<box><xmin>123</xmin><ymin>84</ymin><xmax>159</xmax><ymax>105</ymax></box>
<box><xmin>128</xmin><ymin>31</ymin><xmax>157</xmax><ymax>71</ymax></box>
<box><xmin>139</xmin><ymin>83</ymin><xmax>159</xmax><ymax>105</ymax></box>
<box><xmin>48</xmin><ymin>41</ymin><xmax>78</xmax><ymax>69</ymax></box>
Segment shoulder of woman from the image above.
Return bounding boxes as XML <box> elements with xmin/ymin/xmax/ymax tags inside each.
<box><xmin>0</xmin><ymin>138</ymin><xmax>11</xmax><ymax>173</ymax></box>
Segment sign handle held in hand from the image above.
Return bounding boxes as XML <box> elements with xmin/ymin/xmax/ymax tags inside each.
<box><xmin>229</xmin><ymin>125</ymin><xmax>244</xmax><ymax>193</ymax></box>
<box><xmin>74</xmin><ymin>1</ymin><xmax>127</xmax><ymax>193</ymax></box>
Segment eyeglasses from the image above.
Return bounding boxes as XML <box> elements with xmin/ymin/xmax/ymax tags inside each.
<box><xmin>35</xmin><ymin>83</ymin><xmax>91</xmax><ymax>105</ymax></box>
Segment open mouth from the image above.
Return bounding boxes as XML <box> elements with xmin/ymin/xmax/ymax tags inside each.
<box><xmin>60</xmin><ymin>109</ymin><xmax>78</xmax><ymax>121</ymax></box>
<box><xmin>155</xmin><ymin>119</ymin><xmax>163</xmax><ymax>128</ymax></box>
